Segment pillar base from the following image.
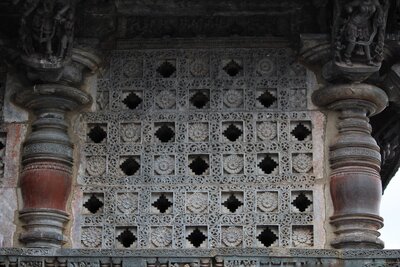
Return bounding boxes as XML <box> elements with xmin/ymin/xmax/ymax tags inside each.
<box><xmin>331</xmin><ymin>214</ymin><xmax>384</xmax><ymax>249</ymax></box>
<box><xmin>19</xmin><ymin>209</ymin><xmax>69</xmax><ymax>248</ymax></box>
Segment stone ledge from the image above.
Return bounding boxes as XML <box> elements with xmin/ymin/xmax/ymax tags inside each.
<box><xmin>0</xmin><ymin>248</ymin><xmax>400</xmax><ymax>258</ymax></box>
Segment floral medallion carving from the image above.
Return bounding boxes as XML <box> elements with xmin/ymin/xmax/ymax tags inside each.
<box><xmin>257</xmin><ymin>192</ymin><xmax>278</xmax><ymax>212</ymax></box>
<box><xmin>223</xmin><ymin>89</ymin><xmax>244</xmax><ymax>108</ymax></box>
<box><xmin>256</xmin><ymin>58</ymin><xmax>275</xmax><ymax>76</ymax></box>
<box><xmin>155</xmin><ymin>90</ymin><xmax>176</xmax><ymax>109</ymax></box>
<box><xmin>292</xmin><ymin>153</ymin><xmax>312</xmax><ymax>173</ymax></box>
<box><xmin>81</xmin><ymin>227</ymin><xmax>102</xmax><ymax>248</ymax></box>
<box><xmin>121</xmin><ymin>123</ymin><xmax>141</xmax><ymax>143</ymax></box>
<box><xmin>116</xmin><ymin>193</ymin><xmax>138</xmax><ymax>213</ymax></box>
<box><xmin>223</xmin><ymin>154</ymin><xmax>244</xmax><ymax>174</ymax></box>
<box><xmin>186</xmin><ymin>192</ymin><xmax>208</xmax><ymax>213</ymax></box>
<box><xmin>190</xmin><ymin>59</ymin><xmax>209</xmax><ymax>77</ymax></box>
<box><xmin>188</xmin><ymin>123</ymin><xmax>209</xmax><ymax>142</ymax></box>
<box><xmin>123</xmin><ymin>60</ymin><xmax>142</xmax><ymax>78</ymax></box>
<box><xmin>151</xmin><ymin>227</ymin><xmax>173</xmax><ymax>247</ymax></box>
<box><xmin>154</xmin><ymin>155</ymin><xmax>175</xmax><ymax>175</ymax></box>
<box><xmin>292</xmin><ymin>227</ymin><xmax>313</xmax><ymax>247</ymax></box>
<box><xmin>222</xmin><ymin>227</ymin><xmax>243</xmax><ymax>247</ymax></box>
<box><xmin>86</xmin><ymin>156</ymin><xmax>106</xmax><ymax>176</ymax></box>
<box><xmin>257</xmin><ymin>122</ymin><xmax>277</xmax><ymax>141</ymax></box>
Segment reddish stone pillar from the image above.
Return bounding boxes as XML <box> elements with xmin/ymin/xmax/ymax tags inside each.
<box><xmin>15</xmin><ymin>84</ymin><xmax>90</xmax><ymax>247</ymax></box>
<box><xmin>313</xmin><ymin>83</ymin><xmax>388</xmax><ymax>249</ymax></box>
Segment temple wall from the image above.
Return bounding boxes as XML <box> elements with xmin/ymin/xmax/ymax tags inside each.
<box><xmin>0</xmin><ymin>41</ymin><xmax>340</xmax><ymax>251</ymax></box>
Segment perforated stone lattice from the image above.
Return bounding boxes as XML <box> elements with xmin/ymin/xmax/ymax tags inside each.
<box><xmin>80</xmin><ymin>48</ymin><xmax>316</xmax><ymax>250</ymax></box>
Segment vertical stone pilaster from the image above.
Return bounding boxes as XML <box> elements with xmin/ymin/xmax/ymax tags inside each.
<box><xmin>313</xmin><ymin>83</ymin><xmax>387</xmax><ymax>249</ymax></box>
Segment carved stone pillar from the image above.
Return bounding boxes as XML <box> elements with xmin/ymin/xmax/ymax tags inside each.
<box><xmin>12</xmin><ymin>46</ymin><xmax>100</xmax><ymax>247</ymax></box>
<box><xmin>9</xmin><ymin>0</ymin><xmax>101</xmax><ymax>247</ymax></box>
<box><xmin>15</xmin><ymin>83</ymin><xmax>90</xmax><ymax>247</ymax></box>
<box><xmin>313</xmin><ymin>83</ymin><xmax>387</xmax><ymax>249</ymax></box>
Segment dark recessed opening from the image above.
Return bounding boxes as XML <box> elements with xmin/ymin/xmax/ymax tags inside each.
<box><xmin>258</xmin><ymin>155</ymin><xmax>278</xmax><ymax>174</ymax></box>
<box><xmin>292</xmin><ymin>192</ymin><xmax>312</xmax><ymax>212</ymax></box>
<box><xmin>88</xmin><ymin>125</ymin><xmax>107</xmax><ymax>143</ymax></box>
<box><xmin>0</xmin><ymin>141</ymin><xmax>5</xmax><ymax>151</ymax></box>
<box><xmin>123</xmin><ymin>92</ymin><xmax>142</xmax><ymax>110</ymax></box>
<box><xmin>222</xmin><ymin>194</ymin><xmax>243</xmax><ymax>213</ymax></box>
<box><xmin>120</xmin><ymin>157</ymin><xmax>140</xmax><ymax>176</ymax></box>
<box><xmin>190</xmin><ymin>91</ymin><xmax>209</xmax><ymax>109</ymax></box>
<box><xmin>291</xmin><ymin>123</ymin><xmax>311</xmax><ymax>141</ymax></box>
<box><xmin>223</xmin><ymin>60</ymin><xmax>242</xmax><ymax>77</ymax></box>
<box><xmin>152</xmin><ymin>194</ymin><xmax>173</xmax><ymax>213</ymax></box>
<box><xmin>155</xmin><ymin>124</ymin><xmax>175</xmax><ymax>142</ymax></box>
<box><xmin>116</xmin><ymin>228</ymin><xmax>137</xmax><ymax>248</ymax></box>
<box><xmin>223</xmin><ymin>124</ymin><xmax>242</xmax><ymax>142</ymax></box>
<box><xmin>257</xmin><ymin>91</ymin><xmax>277</xmax><ymax>108</ymax></box>
<box><xmin>189</xmin><ymin>156</ymin><xmax>209</xmax><ymax>175</ymax></box>
<box><xmin>187</xmin><ymin>228</ymin><xmax>207</xmax><ymax>248</ymax></box>
<box><xmin>257</xmin><ymin>227</ymin><xmax>278</xmax><ymax>247</ymax></box>
<box><xmin>156</xmin><ymin>61</ymin><xmax>176</xmax><ymax>78</ymax></box>
<box><xmin>83</xmin><ymin>194</ymin><xmax>103</xmax><ymax>214</ymax></box>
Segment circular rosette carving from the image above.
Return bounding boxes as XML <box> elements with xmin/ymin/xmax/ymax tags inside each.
<box><xmin>293</xmin><ymin>227</ymin><xmax>313</xmax><ymax>247</ymax></box>
<box><xmin>186</xmin><ymin>192</ymin><xmax>208</xmax><ymax>213</ymax></box>
<box><xmin>224</xmin><ymin>90</ymin><xmax>243</xmax><ymax>108</ymax></box>
<box><xmin>256</xmin><ymin>58</ymin><xmax>275</xmax><ymax>76</ymax></box>
<box><xmin>123</xmin><ymin>60</ymin><xmax>142</xmax><ymax>78</ymax></box>
<box><xmin>81</xmin><ymin>227</ymin><xmax>102</xmax><ymax>248</ymax></box>
<box><xmin>257</xmin><ymin>192</ymin><xmax>278</xmax><ymax>212</ymax></box>
<box><xmin>223</xmin><ymin>154</ymin><xmax>244</xmax><ymax>174</ymax></box>
<box><xmin>190</xmin><ymin>59</ymin><xmax>209</xmax><ymax>77</ymax></box>
<box><xmin>292</xmin><ymin>154</ymin><xmax>312</xmax><ymax>173</ymax></box>
<box><xmin>86</xmin><ymin>156</ymin><xmax>106</xmax><ymax>176</ymax></box>
<box><xmin>257</xmin><ymin>122</ymin><xmax>277</xmax><ymax>141</ymax></box>
<box><xmin>155</xmin><ymin>90</ymin><xmax>176</xmax><ymax>109</ymax></box>
<box><xmin>151</xmin><ymin>227</ymin><xmax>173</xmax><ymax>247</ymax></box>
<box><xmin>154</xmin><ymin>156</ymin><xmax>175</xmax><ymax>175</ymax></box>
<box><xmin>121</xmin><ymin>123</ymin><xmax>141</xmax><ymax>142</ymax></box>
<box><xmin>222</xmin><ymin>227</ymin><xmax>243</xmax><ymax>247</ymax></box>
<box><xmin>188</xmin><ymin>123</ymin><xmax>208</xmax><ymax>142</ymax></box>
<box><xmin>116</xmin><ymin>193</ymin><xmax>138</xmax><ymax>213</ymax></box>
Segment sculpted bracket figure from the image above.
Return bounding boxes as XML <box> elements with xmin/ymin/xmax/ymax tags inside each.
<box><xmin>333</xmin><ymin>0</ymin><xmax>389</xmax><ymax>67</ymax></box>
<box><xmin>14</xmin><ymin>0</ymin><xmax>75</xmax><ymax>69</ymax></box>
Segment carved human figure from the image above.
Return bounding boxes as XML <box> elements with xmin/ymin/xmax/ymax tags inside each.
<box><xmin>334</xmin><ymin>0</ymin><xmax>388</xmax><ymax>66</ymax></box>
<box><xmin>17</xmin><ymin>0</ymin><xmax>73</xmax><ymax>62</ymax></box>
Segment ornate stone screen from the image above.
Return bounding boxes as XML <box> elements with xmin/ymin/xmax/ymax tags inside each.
<box><xmin>72</xmin><ymin>46</ymin><xmax>325</xmax><ymax>251</ymax></box>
